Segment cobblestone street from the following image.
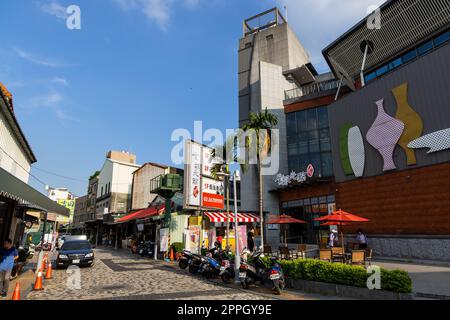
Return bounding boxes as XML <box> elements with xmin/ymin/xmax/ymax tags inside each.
<box><xmin>26</xmin><ymin>247</ymin><xmax>331</xmax><ymax>300</ymax></box>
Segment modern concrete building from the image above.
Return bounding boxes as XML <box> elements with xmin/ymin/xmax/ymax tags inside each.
<box><xmin>321</xmin><ymin>0</ymin><xmax>450</xmax><ymax>260</ymax></box>
<box><xmin>251</xmin><ymin>1</ymin><xmax>450</xmax><ymax>260</ymax></box>
<box><xmin>238</xmin><ymin>8</ymin><xmax>313</xmax><ymax>245</ymax></box>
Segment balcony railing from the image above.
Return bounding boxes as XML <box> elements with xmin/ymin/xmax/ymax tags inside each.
<box><xmin>284</xmin><ymin>79</ymin><xmax>341</xmax><ymax>101</ymax></box>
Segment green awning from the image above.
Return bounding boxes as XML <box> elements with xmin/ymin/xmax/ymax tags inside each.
<box><xmin>0</xmin><ymin>167</ymin><xmax>70</xmax><ymax>216</ymax></box>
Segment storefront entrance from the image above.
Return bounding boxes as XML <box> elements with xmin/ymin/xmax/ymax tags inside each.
<box><xmin>282</xmin><ymin>195</ymin><xmax>335</xmax><ymax>244</ymax></box>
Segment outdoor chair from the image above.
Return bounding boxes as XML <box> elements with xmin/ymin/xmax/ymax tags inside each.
<box><xmin>294</xmin><ymin>244</ymin><xmax>307</xmax><ymax>259</ymax></box>
<box><xmin>279</xmin><ymin>246</ymin><xmax>291</xmax><ymax>260</ymax></box>
<box><xmin>263</xmin><ymin>245</ymin><xmax>277</xmax><ymax>258</ymax></box>
<box><xmin>365</xmin><ymin>248</ymin><xmax>373</xmax><ymax>266</ymax></box>
<box><xmin>331</xmin><ymin>247</ymin><xmax>345</xmax><ymax>263</ymax></box>
<box><xmin>319</xmin><ymin>243</ymin><xmax>328</xmax><ymax>249</ymax></box>
<box><xmin>319</xmin><ymin>249</ymin><xmax>332</xmax><ymax>262</ymax></box>
<box><xmin>351</xmin><ymin>250</ymin><xmax>366</xmax><ymax>266</ymax></box>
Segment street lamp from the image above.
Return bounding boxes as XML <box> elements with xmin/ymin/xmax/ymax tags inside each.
<box><xmin>215</xmin><ymin>166</ymin><xmax>231</xmax><ymax>249</ymax></box>
<box><xmin>216</xmin><ymin>168</ymin><xmax>240</xmax><ymax>283</ymax></box>
<box><xmin>233</xmin><ymin>170</ymin><xmax>240</xmax><ymax>283</ymax></box>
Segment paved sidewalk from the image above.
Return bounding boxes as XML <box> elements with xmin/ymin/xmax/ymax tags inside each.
<box><xmin>373</xmin><ymin>259</ymin><xmax>450</xmax><ymax>299</ymax></box>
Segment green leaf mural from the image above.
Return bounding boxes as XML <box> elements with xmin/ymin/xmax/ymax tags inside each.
<box><xmin>339</xmin><ymin>123</ymin><xmax>354</xmax><ymax>175</ymax></box>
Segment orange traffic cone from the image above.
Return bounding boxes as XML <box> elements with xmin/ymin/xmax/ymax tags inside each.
<box><xmin>11</xmin><ymin>282</ymin><xmax>21</xmax><ymax>300</ymax></box>
<box><xmin>33</xmin><ymin>269</ymin><xmax>44</xmax><ymax>291</ymax></box>
<box><xmin>41</xmin><ymin>255</ymin><xmax>47</xmax><ymax>271</ymax></box>
<box><xmin>45</xmin><ymin>261</ymin><xmax>53</xmax><ymax>279</ymax></box>
<box><xmin>170</xmin><ymin>247</ymin><xmax>174</xmax><ymax>262</ymax></box>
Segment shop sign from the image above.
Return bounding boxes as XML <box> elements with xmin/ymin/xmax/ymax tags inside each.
<box><xmin>275</xmin><ymin>164</ymin><xmax>314</xmax><ymax>187</ymax></box>
<box><xmin>184</xmin><ymin>140</ymin><xmax>224</xmax><ymax>210</ymax></box>
<box><xmin>185</xmin><ymin>140</ymin><xmax>202</xmax><ymax>207</ymax></box>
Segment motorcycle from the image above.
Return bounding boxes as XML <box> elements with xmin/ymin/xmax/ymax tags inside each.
<box><xmin>179</xmin><ymin>250</ymin><xmax>195</xmax><ymax>269</ymax></box>
<box><xmin>267</xmin><ymin>257</ymin><xmax>285</xmax><ymax>295</ymax></box>
<box><xmin>188</xmin><ymin>253</ymin><xmax>204</xmax><ymax>274</ymax></box>
<box><xmin>138</xmin><ymin>241</ymin><xmax>154</xmax><ymax>257</ymax></box>
<box><xmin>219</xmin><ymin>249</ymin><xmax>235</xmax><ymax>283</ymax></box>
<box><xmin>200</xmin><ymin>254</ymin><xmax>221</xmax><ymax>279</ymax></box>
<box><xmin>238</xmin><ymin>250</ymin><xmax>267</xmax><ymax>290</ymax></box>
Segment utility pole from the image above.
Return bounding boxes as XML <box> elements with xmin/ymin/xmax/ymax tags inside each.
<box><xmin>233</xmin><ymin>170</ymin><xmax>240</xmax><ymax>283</ymax></box>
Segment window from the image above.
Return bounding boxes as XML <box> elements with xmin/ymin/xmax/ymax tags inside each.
<box><xmin>365</xmin><ymin>72</ymin><xmax>377</xmax><ymax>83</ymax></box>
<box><xmin>434</xmin><ymin>30</ymin><xmax>450</xmax><ymax>47</ymax></box>
<box><xmin>101</xmin><ymin>187</ymin><xmax>104</xmax><ymax>196</ymax></box>
<box><xmin>375</xmin><ymin>65</ymin><xmax>389</xmax><ymax>77</ymax></box>
<box><xmin>287</xmin><ymin>106</ymin><xmax>333</xmax><ymax>178</ymax></box>
<box><xmin>401</xmin><ymin>49</ymin><xmax>417</xmax><ymax>64</ymax></box>
<box><xmin>390</xmin><ymin>58</ymin><xmax>402</xmax><ymax>69</ymax></box>
<box><xmin>417</xmin><ymin>41</ymin><xmax>433</xmax><ymax>56</ymax></box>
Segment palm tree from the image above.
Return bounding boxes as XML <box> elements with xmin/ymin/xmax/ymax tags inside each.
<box><xmin>210</xmin><ymin>108</ymin><xmax>278</xmax><ymax>250</ymax></box>
<box><xmin>241</xmin><ymin>108</ymin><xmax>278</xmax><ymax>250</ymax></box>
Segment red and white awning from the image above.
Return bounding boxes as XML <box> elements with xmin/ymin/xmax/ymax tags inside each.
<box><xmin>204</xmin><ymin>212</ymin><xmax>260</xmax><ymax>223</ymax></box>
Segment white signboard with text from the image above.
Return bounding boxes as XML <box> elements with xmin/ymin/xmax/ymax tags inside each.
<box><xmin>184</xmin><ymin>140</ymin><xmax>224</xmax><ymax>210</ymax></box>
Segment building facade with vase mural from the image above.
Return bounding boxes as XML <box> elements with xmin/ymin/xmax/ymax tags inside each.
<box><xmin>269</xmin><ymin>0</ymin><xmax>450</xmax><ymax>260</ymax></box>
<box><xmin>320</xmin><ymin>0</ymin><xmax>450</xmax><ymax>260</ymax></box>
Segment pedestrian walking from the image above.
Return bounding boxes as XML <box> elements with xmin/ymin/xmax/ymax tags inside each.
<box><xmin>356</xmin><ymin>229</ymin><xmax>368</xmax><ymax>249</ymax></box>
<box><xmin>0</xmin><ymin>239</ymin><xmax>19</xmax><ymax>298</ymax></box>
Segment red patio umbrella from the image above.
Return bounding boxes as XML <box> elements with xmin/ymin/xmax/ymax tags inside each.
<box><xmin>314</xmin><ymin>209</ymin><xmax>369</xmax><ymax>249</ymax></box>
<box><xmin>266</xmin><ymin>214</ymin><xmax>307</xmax><ymax>246</ymax></box>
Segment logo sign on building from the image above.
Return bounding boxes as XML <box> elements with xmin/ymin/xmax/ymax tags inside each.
<box><xmin>184</xmin><ymin>140</ymin><xmax>224</xmax><ymax>210</ymax></box>
<box><xmin>275</xmin><ymin>164</ymin><xmax>315</xmax><ymax>187</ymax></box>
<box><xmin>306</xmin><ymin>164</ymin><xmax>315</xmax><ymax>178</ymax></box>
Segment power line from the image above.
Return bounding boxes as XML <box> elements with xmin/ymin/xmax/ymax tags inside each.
<box><xmin>0</xmin><ymin>145</ymin><xmax>47</xmax><ymax>187</ymax></box>
<box><xmin>32</xmin><ymin>166</ymin><xmax>86</xmax><ymax>183</ymax></box>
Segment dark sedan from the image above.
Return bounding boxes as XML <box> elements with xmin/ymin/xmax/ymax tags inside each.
<box><xmin>56</xmin><ymin>240</ymin><xmax>94</xmax><ymax>269</ymax></box>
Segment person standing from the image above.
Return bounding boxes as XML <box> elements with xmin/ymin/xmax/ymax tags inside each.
<box><xmin>0</xmin><ymin>239</ymin><xmax>19</xmax><ymax>298</ymax></box>
<box><xmin>328</xmin><ymin>230</ymin><xmax>338</xmax><ymax>248</ymax></box>
<box><xmin>356</xmin><ymin>229</ymin><xmax>368</xmax><ymax>249</ymax></box>
<box><xmin>247</xmin><ymin>229</ymin><xmax>255</xmax><ymax>252</ymax></box>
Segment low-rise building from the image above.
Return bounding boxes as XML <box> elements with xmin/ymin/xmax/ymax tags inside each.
<box><xmin>0</xmin><ymin>81</ymin><xmax>69</xmax><ymax>244</ymax></box>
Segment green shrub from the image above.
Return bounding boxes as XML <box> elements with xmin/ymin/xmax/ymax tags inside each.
<box><xmin>171</xmin><ymin>242</ymin><xmax>184</xmax><ymax>253</ymax></box>
<box><xmin>269</xmin><ymin>258</ymin><xmax>411</xmax><ymax>294</ymax></box>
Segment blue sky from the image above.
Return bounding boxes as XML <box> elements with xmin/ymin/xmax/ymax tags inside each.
<box><xmin>0</xmin><ymin>0</ymin><xmax>384</xmax><ymax>196</ymax></box>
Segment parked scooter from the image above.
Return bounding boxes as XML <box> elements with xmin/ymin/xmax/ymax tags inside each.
<box><xmin>267</xmin><ymin>257</ymin><xmax>285</xmax><ymax>295</ymax></box>
<box><xmin>219</xmin><ymin>248</ymin><xmax>235</xmax><ymax>283</ymax></box>
<box><xmin>188</xmin><ymin>253</ymin><xmax>205</xmax><ymax>274</ymax></box>
<box><xmin>138</xmin><ymin>241</ymin><xmax>154</xmax><ymax>257</ymax></box>
<box><xmin>238</xmin><ymin>250</ymin><xmax>267</xmax><ymax>289</ymax></box>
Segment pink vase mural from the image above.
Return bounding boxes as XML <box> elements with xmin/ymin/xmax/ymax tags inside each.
<box><xmin>366</xmin><ymin>99</ymin><xmax>405</xmax><ymax>171</ymax></box>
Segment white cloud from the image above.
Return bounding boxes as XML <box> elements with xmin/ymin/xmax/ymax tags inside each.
<box><xmin>276</xmin><ymin>0</ymin><xmax>386</xmax><ymax>72</ymax></box>
<box><xmin>38</xmin><ymin>1</ymin><xmax>67</xmax><ymax>20</ymax></box>
<box><xmin>13</xmin><ymin>47</ymin><xmax>65</xmax><ymax>68</ymax></box>
<box><xmin>52</xmin><ymin>77</ymin><xmax>69</xmax><ymax>87</ymax></box>
<box><xmin>29</xmin><ymin>92</ymin><xmax>64</xmax><ymax>108</ymax></box>
<box><xmin>114</xmin><ymin>0</ymin><xmax>201</xmax><ymax>29</ymax></box>
<box><xmin>26</xmin><ymin>91</ymin><xmax>77</xmax><ymax>121</ymax></box>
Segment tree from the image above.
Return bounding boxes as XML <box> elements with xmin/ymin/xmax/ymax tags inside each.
<box><xmin>241</xmin><ymin>108</ymin><xmax>278</xmax><ymax>250</ymax></box>
<box><xmin>211</xmin><ymin>108</ymin><xmax>278</xmax><ymax>250</ymax></box>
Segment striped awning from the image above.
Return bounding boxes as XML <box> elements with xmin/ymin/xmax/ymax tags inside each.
<box><xmin>204</xmin><ymin>212</ymin><xmax>260</xmax><ymax>223</ymax></box>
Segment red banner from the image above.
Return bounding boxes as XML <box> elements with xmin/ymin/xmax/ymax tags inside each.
<box><xmin>202</xmin><ymin>192</ymin><xmax>224</xmax><ymax>209</ymax></box>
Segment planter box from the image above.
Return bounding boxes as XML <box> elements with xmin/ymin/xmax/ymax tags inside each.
<box><xmin>285</xmin><ymin>277</ymin><xmax>414</xmax><ymax>300</ymax></box>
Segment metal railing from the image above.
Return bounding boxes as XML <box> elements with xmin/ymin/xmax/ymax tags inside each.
<box><xmin>284</xmin><ymin>79</ymin><xmax>341</xmax><ymax>100</ymax></box>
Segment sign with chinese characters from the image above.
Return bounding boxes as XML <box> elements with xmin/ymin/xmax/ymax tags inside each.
<box><xmin>184</xmin><ymin>140</ymin><xmax>224</xmax><ymax>210</ymax></box>
<box><xmin>184</xmin><ymin>140</ymin><xmax>202</xmax><ymax>207</ymax></box>
<box><xmin>274</xmin><ymin>164</ymin><xmax>314</xmax><ymax>187</ymax></box>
